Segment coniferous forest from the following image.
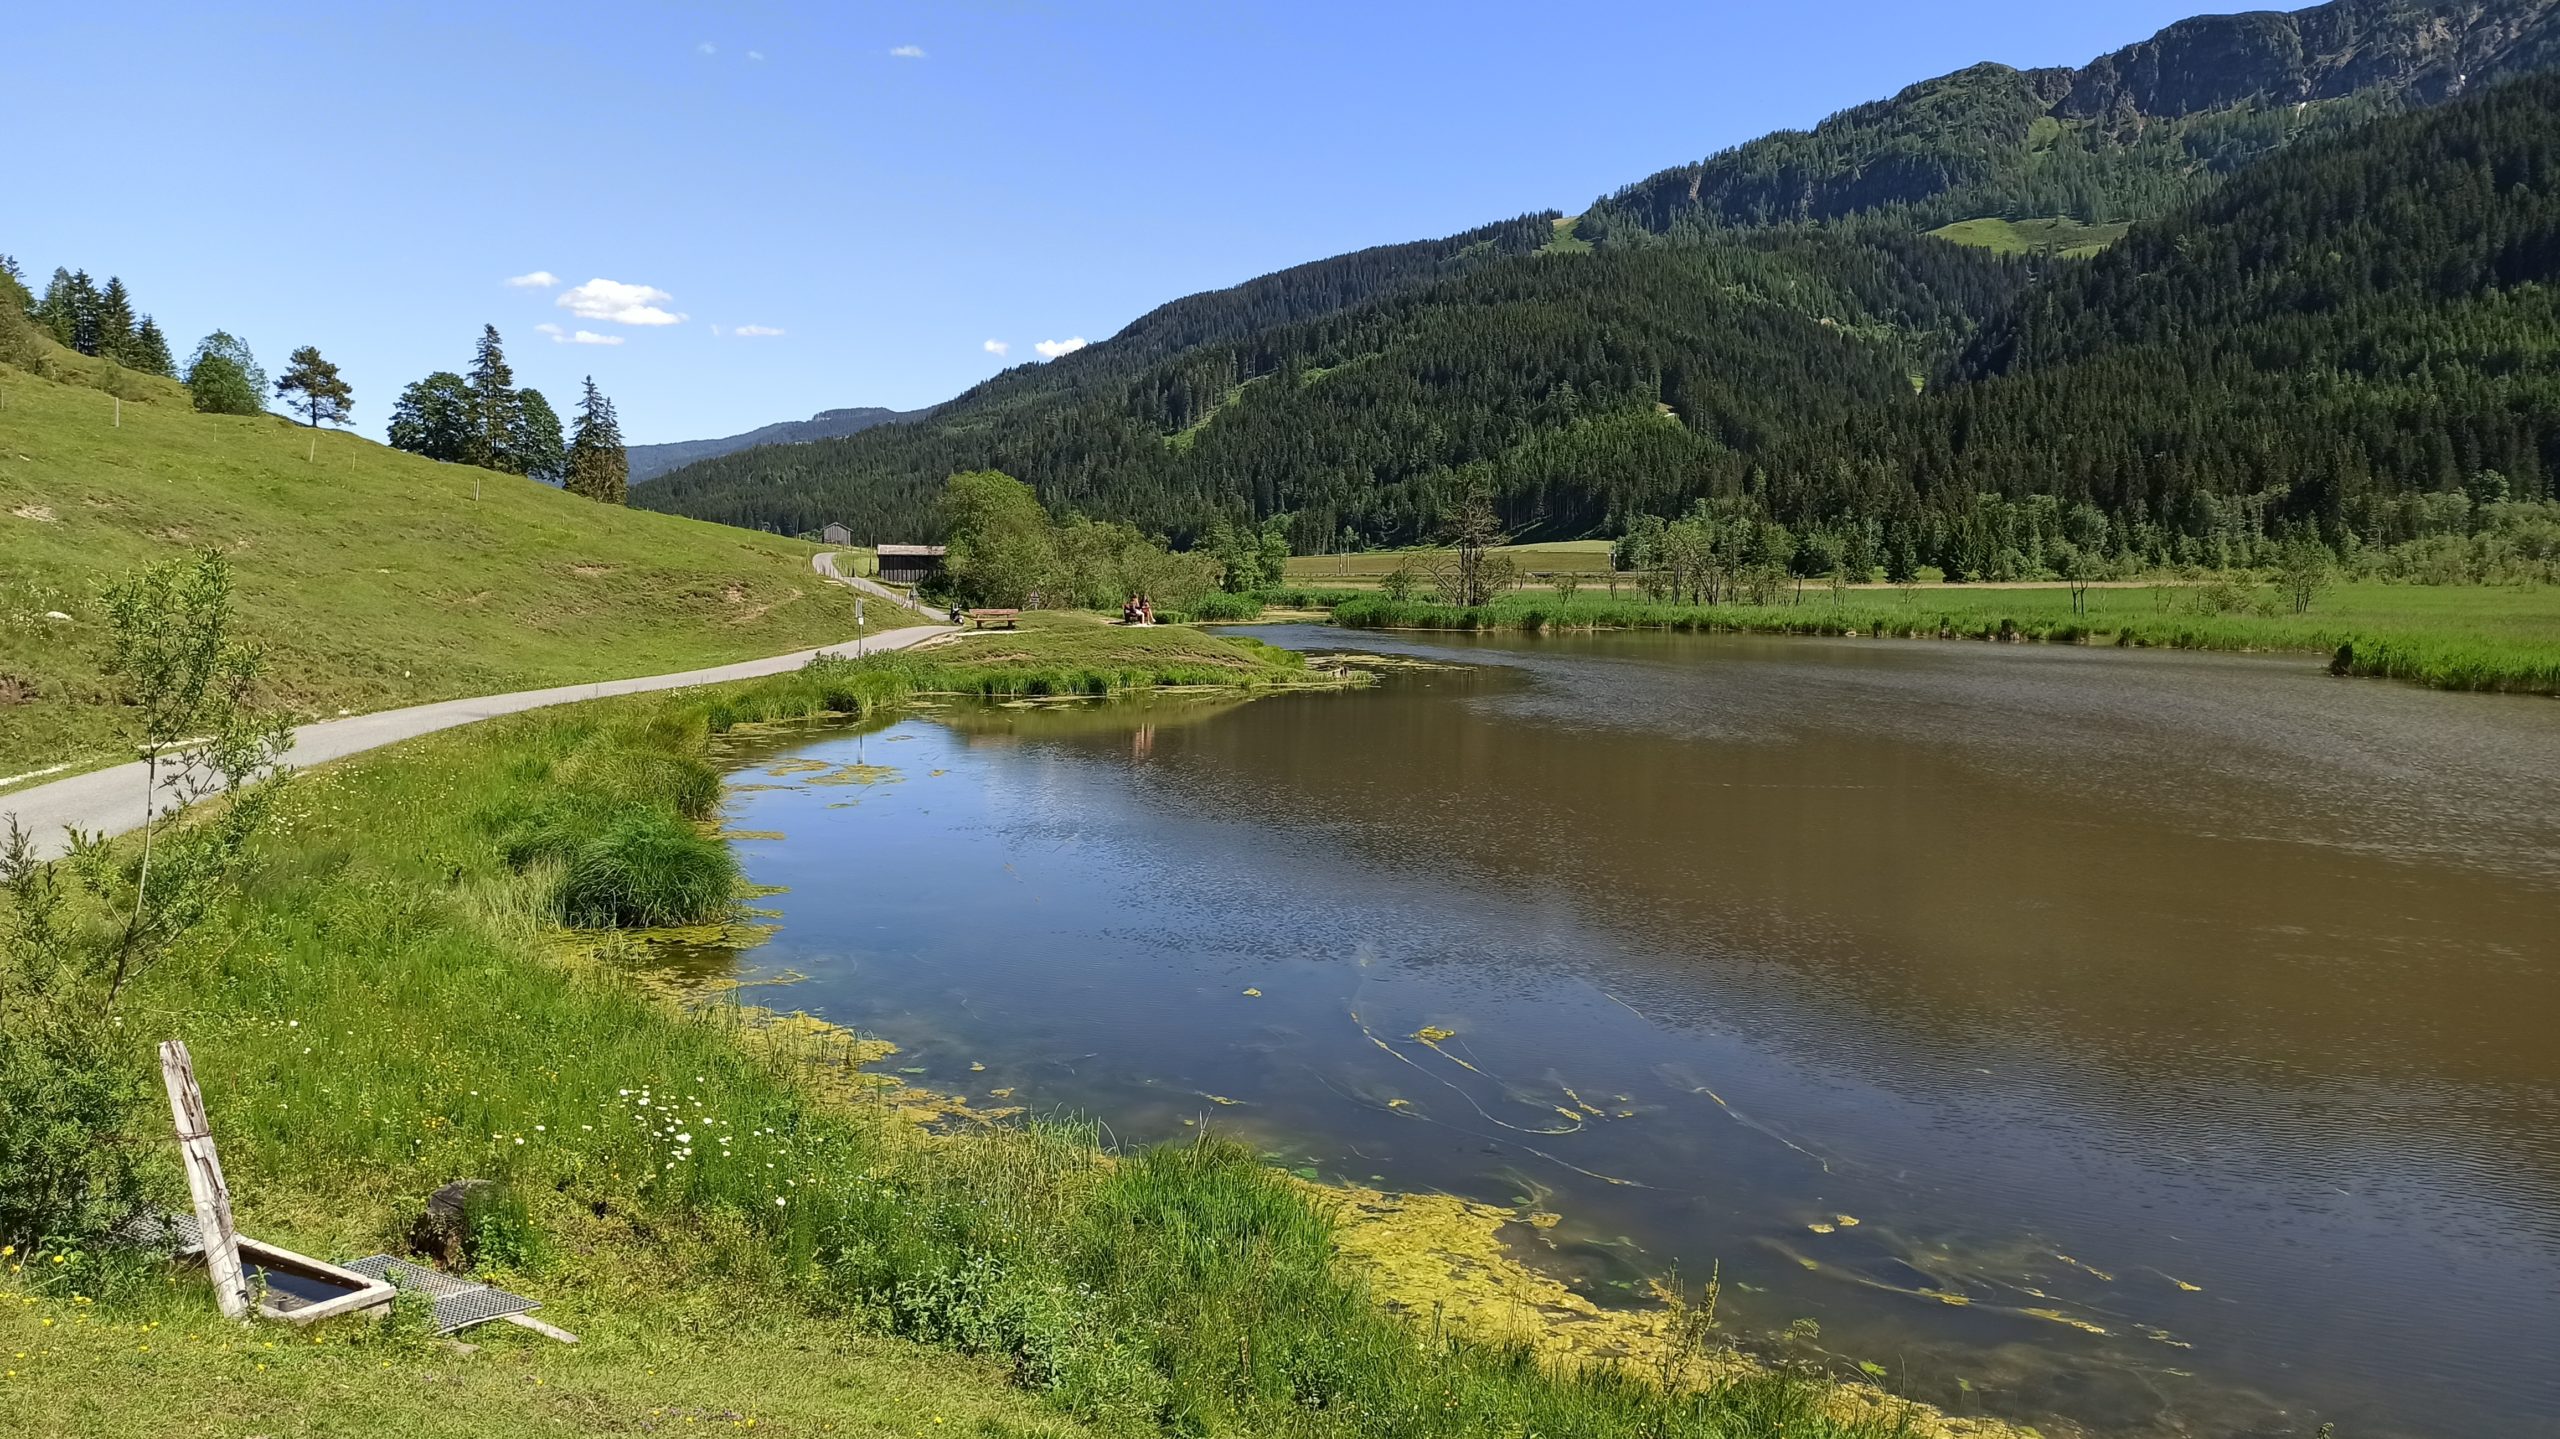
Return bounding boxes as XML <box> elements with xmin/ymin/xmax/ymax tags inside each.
<box><xmin>638</xmin><ymin>0</ymin><xmax>2560</xmax><ymax>580</ymax></box>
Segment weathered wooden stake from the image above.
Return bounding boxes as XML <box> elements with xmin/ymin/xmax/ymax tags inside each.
<box><xmin>159</xmin><ymin>1040</ymin><xmax>252</xmax><ymax>1321</ymax></box>
<box><xmin>114</xmin><ymin>397</ymin><xmax>122</xmax><ymax>429</ymax></box>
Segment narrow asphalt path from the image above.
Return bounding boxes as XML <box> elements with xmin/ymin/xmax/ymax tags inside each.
<box><xmin>2</xmin><ymin>553</ymin><xmax>952</xmax><ymax>858</ymax></box>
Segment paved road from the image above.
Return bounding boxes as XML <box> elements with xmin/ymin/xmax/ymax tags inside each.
<box><xmin>1</xmin><ymin>554</ymin><xmax>952</xmax><ymax>858</ymax></box>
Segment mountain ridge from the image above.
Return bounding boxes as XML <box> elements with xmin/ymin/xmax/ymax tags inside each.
<box><xmin>628</xmin><ymin>405</ymin><xmax>929</xmax><ymax>484</ymax></box>
<box><xmin>638</xmin><ymin>0</ymin><xmax>2560</xmax><ymax>551</ymax></box>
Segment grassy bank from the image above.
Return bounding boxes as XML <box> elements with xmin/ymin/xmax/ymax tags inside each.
<box><xmin>0</xmin><ymin>357</ymin><xmax>888</xmax><ymax>777</ymax></box>
<box><xmin>1327</xmin><ymin>585</ymin><xmax>2560</xmax><ymax>695</ymax></box>
<box><xmin>5</xmin><ymin>623</ymin><xmax>1976</xmax><ymax>1438</ymax></box>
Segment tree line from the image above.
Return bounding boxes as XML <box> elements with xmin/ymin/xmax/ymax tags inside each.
<box><xmin>386</xmin><ymin>324</ymin><xmax>627</xmax><ymax>502</ymax></box>
<box><xmin>2</xmin><ymin>255</ymin><xmax>354</xmax><ymax>426</ymax></box>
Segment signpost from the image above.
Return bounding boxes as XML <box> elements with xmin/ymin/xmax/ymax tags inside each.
<box><xmin>855</xmin><ymin>597</ymin><xmax>866</xmax><ymax>657</ymax></box>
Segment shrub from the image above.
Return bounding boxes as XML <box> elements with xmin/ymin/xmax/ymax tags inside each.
<box><xmin>186</xmin><ymin>353</ymin><xmax>261</xmax><ymax>415</ymax></box>
<box><xmin>550</xmin><ymin>808</ymin><xmax>735</xmax><ymax>928</ymax></box>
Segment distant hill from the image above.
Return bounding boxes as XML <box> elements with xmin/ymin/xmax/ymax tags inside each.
<box><xmin>1580</xmin><ymin>0</ymin><xmax>2560</xmax><ymax>242</ymax></box>
<box><xmin>628</xmin><ymin>406</ymin><xmax>926</xmax><ymax>483</ymax></box>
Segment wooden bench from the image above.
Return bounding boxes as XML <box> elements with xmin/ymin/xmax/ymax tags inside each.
<box><xmin>966</xmin><ymin>608</ymin><xmax>1021</xmax><ymax>630</ymax></box>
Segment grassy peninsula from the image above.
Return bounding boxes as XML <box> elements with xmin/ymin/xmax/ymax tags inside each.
<box><xmin>0</xmin><ymin>356</ymin><xmax>887</xmax><ymax>778</ymax></box>
<box><xmin>1</xmin><ymin>617</ymin><xmax>1995</xmax><ymax>1439</ymax></box>
<box><xmin>1322</xmin><ymin>584</ymin><xmax>2560</xmax><ymax>695</ymax></box>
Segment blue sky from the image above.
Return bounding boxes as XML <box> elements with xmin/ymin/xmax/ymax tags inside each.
<box><xmin>12</xmin><ymin>1</ymin><xmax>2244</xmax><ymax>444</ymax></box>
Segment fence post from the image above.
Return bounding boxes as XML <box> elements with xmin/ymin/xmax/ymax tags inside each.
<box><xmin>159</xmin><ymin>1040</ymin><xmax>252</xmax><ymax>1321</ymax></box>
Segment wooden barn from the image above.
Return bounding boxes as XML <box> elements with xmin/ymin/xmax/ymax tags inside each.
<box><xmin>877</xmin><ymin>543</ymin><xmax>947</xmax><ymax>585</ymax></box>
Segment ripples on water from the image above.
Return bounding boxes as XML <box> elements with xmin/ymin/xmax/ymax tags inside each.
<box><xmin>710</xmin><ymin>628</ymin><xmax>2560</xmax><ymax>1439</ymax></box>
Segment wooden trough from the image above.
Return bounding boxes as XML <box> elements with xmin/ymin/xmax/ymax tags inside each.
<box><xmin>146</xmin><ymin>1040</ymin><xmax>568</xmax><ymax>1340</ymax></box>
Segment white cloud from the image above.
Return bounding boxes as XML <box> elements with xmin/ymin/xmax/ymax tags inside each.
<box><xmin>557</xmin><ymin>278</ymin><xmax>685</xmax><ymax>326</ymax></box>
<box><xmin>696</xmin><ymin>41</ymin><xmax>716</xmax><ymax>55</ymax></box>
<box><xmin>747</xmin><ymin>49</ymin><xmax>766</xmax><ymax>61</ymax></box>
<box><xmin>890</xmin><ymin>44</ymin><xmax>925</xmax><ymax>58</ymax></box>
<box><xmin>733</xmin><ymin>324</ymin><xmax>784</xmax><ymax>337</ymax></box>
<box><xmin>537</xmin><ymin>321</ymin><xmax>621</xmax><ymax>345</ymax></box>
<box><xmin>505</xmin><ymin>270</ymin><xmax>559</xmax><ymax>289</ymax></box>
<box><xmin>1034</xmin><ymin>336</ymin><xmax>1087</xmax><ymax>359</ymax></box>
<box><xmin>982</xmin><ymin>339</ymin><xmax>1010</xmax><ymax>357</ymax></box>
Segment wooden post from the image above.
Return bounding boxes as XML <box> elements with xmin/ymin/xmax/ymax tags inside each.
<box><xmin>159</xmin><ymin>1040</ymin><xmax>252</xmax><ymax>1321</ymax></box>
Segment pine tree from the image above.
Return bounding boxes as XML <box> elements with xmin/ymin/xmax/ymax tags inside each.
<box><xmin>34</xmin><ymin>268</ymin><xmax>79</xmax><ymax>346</ymax></box>
<box><xmin>130</xmin><ymin>317</ymin><xmax>176</xmax><ymax>378</ymax></box>
<box><xmin>564</xmin><ymin>376</ymin><xmax>629</xmax><ymax>505</ymax></box>
<box><xmin>66</xmin><ymin>270</ymin><xmax>103</xmax><ymax>355</ymax></box>
<box><xmin>275</xmin><ymin>345</ymin><xmax>354</xmax><ymax>427</ymax></box>
<box><xmin>464</xmin><ymin>324</ymin><xmax>517</xmax><ymax>472</ymax></box>
<box><xmin>93</xmin><ymin>277</ymin><xmax>139</xmax><ymax>365</ymax></box>
<box><xmin>0</xmin><ymin>256</ymin><xmax>28</xmax><ymax>318</ymax></box>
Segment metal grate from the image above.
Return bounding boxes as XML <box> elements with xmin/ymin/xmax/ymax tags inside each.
<box><xmin>113</xmin><ymin>1210</ymin><xmax>206</xmax><ymax>1254</ymax></box>
<box><xmin>342</xmin><ymin>1254</ymin><xmax>542</xmax><ymax>1334</ymax></box>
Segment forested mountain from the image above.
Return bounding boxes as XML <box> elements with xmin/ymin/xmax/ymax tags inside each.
<box><xmin>1859</xmin><ymin>68</ymin><xmax>2560</xmax><ymax>551</ymax></box>
<box><xmin>640</xmin><ymin>0</ymin><xmax>2560</xmax><ymax>566</ymax></box>
<box><xmin>1580</xmin><ymin>0</ymin><xmax>2560</xmax><ymax>242</ymax></box>
<box><xmin>628</xmin><ymin>405</ymin><xmax>926</xmax><ymax>483</ymax></box>
<box><xmin>640</xmin><ymin>233</ymin><xmax>2024</xmax><ymax>545</ymax></box>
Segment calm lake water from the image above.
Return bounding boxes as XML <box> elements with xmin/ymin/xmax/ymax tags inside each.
<box><xmin>703</xmin><ymin>627</ymin><xmax>2560</xmax><ymax>1438</ymax></box>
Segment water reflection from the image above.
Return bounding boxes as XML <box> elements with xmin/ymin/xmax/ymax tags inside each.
<box><xmin>706</xmin><ymin>629</ymin><xmax>2560</xmax><ymax>1439</ymax></box>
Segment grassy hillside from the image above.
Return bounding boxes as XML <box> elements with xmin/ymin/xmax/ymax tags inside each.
<box><xmin>0</xmin><ymin>353</ymin><xmax>879</xmax><ymax>778</ymax></box>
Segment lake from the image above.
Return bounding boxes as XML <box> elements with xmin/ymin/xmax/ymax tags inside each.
<box><xmin>701</xmin><ymin>626</ymin><xmax>2560</xmax><ymax>1438</ymax></box>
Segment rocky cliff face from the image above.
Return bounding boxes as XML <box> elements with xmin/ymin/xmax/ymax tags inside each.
<box><xmin>1583</xmin><ymin>0</ymin><xmax>2560</xmax><ymax>238</ymax></box>
<box><xmin>2062</xmin><ymin>0</ymin><xmax>2560</xmax><ymax>119</ymax></box>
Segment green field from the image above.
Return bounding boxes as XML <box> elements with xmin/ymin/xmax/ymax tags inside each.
<box><xmin>1540</xmin><ymin>215</ymin><xmax>1594</xmax><ymax>256</ymax></box>
<box><xmin>0</xmin><ymin>355</ymin><xmax>885</xmax><ymax>778</ymax></box>
<box><xmin>2</xmin><ymin>628</ymin><xmax>1966</xmax><ymax>1438</ymax></box>
<box><xmin>1924</xmin><ymin>215</ymin><xmax>2131</xmax><ymax>258</ymax></box>
<box><xmin>1284</xmin><ymin>539</ymin><xmax>1619</xmax><ymax>586</ymax></box>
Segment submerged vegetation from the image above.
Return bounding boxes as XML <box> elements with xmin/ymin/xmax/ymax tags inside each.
<box><xmin>0</xmin><ymin>615</ymin><xmax>1995</xmax><ymax>1436</ymax></box>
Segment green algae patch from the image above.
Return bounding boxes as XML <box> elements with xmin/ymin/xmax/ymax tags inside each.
<box><xmin>1307</xmin><ymin>1180</ymin><xmax>2025</xmax><ymax>1438</ymax></box>
<box><xmin>806</xmin><ymin>762</ymin><xmax>903</xmax><ymax>786</ymax></box>
<box><xmin>720</xmin><ymin>829</ymin><xmax>787</xmax><ymax>841</ymax></box>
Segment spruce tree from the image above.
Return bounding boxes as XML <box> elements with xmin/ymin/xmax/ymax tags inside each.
<box><xmin>93</xmin><ymin>277</ymin><xmax>139</xmax><ymax>365</ymax></box>
<box><xmin>464</xmin><ymin>324</ymin><xmax>517</xmax><ymax>472</ymax></box>
<box><xmin>0</xmin><ymin>256</ymin><xmax>28</xmax><ymax>317</ymax></box>
<box><xmin>130</xmin><ymin>317</ymin><xmax>176</xmax><ymax>378</ymax></box>
<box><xmin>564</xmin><ymin>376</ymin><xmax>629</xmax><ymax>505</ymax></box>
<box><xmin>66</xmin><ymin>270</ymin><xmax>103</xmax><ymax>356</ymax></box>
<box><xmin>275</xmin><ymin>345</ymin><xmax>354</xmax><ymax>427</ymax></box>
<box><xmin>34</xmin><ymin>268</ymin><xmax>78</xmax><ymax>346</ymax></box>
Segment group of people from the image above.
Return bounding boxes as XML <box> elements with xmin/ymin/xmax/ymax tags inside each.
<box><xmin>1120</xmin><ymin>593</ymin><xmax>1156</xmax><ymax>625</ymax></box>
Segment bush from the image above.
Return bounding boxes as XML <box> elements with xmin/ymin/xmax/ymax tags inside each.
<box><xmin>0</xmin><ymin>1010</ymin><xmax>152</xmax><ymax>1249</ymax></box>
<box><xmin>1175</xmin><ymin>591</ymin><xmax>1263</xmax><ymax>622</ymax></box>
<box><xmin>186</xmin><ymin>353</ymin><xmax>261</xmax><ymax>415</ymax></box>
